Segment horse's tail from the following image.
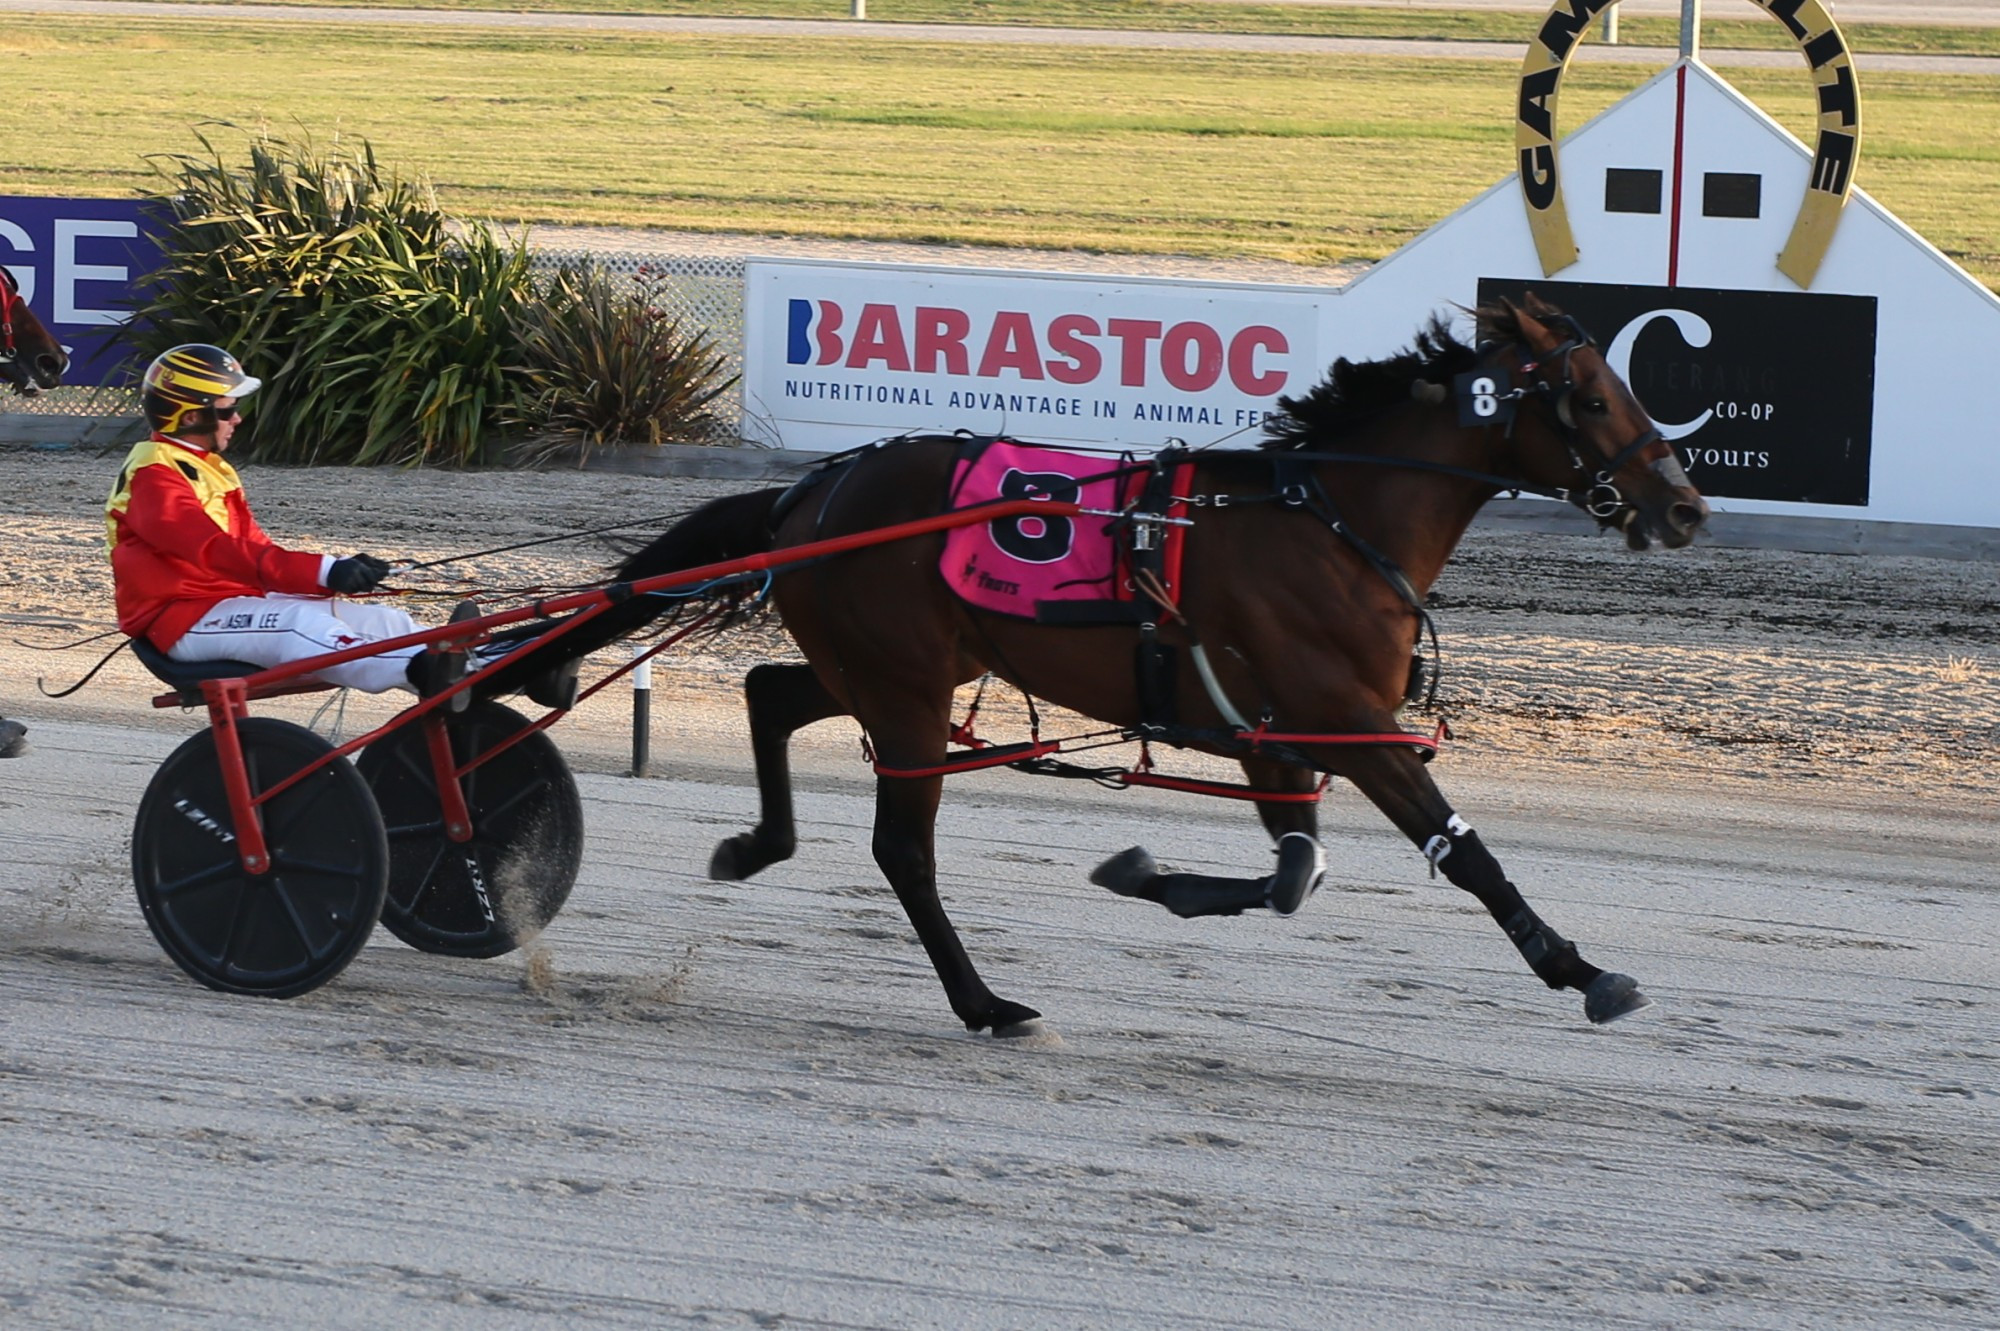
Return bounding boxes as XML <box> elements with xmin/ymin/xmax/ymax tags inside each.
<box><xmin>614</xmin><ymin>485</ymin><xmax>786</xmax><ymax>583</ymax></box>
<box><xmin>474</xmin><ymin>486</ymin><xmax>786</xmax><ymax>700</ymax></box>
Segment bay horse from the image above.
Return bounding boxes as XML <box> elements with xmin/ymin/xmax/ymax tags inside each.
<box><xmin>0</xmin><ymin>264</ymin><xmax>69</xmax><ymax>395</ymax></box>
<box><xmin>487</xmin><ymin>296</ymin><xmax>1707</xmax><ymax>1036</ymax></box>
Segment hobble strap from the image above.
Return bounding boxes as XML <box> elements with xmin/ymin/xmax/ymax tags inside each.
<box><xmin>1422</xmin><ymin>814</ymin><xmax>1472</xmax><ymax>879</ymax></box>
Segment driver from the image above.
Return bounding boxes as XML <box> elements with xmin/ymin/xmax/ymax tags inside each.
<box><xmin>104</xmin><ymin>344</ymin><xmax>466</xmax><ymax>697</ymax></box>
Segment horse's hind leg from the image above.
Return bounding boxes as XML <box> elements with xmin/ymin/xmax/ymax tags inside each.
<box><xmin>709</xmin><ymin>663</ymin><xmax>846</xmax><ymax>881</ymax></box>
<box><xmin>1333</xmin><ymin>745</ymin><xmax>1650</xmax><ymax>1025</ymax></box>
<box><xmin>1247</xmin><ymin>759</ymin><xmax>1326</xmax><ymax>914</ymax></box>
<box><xmin>1091</xmin><ymin>759</ymin><xmax>1326</xmax><ymax>917</ymax></box>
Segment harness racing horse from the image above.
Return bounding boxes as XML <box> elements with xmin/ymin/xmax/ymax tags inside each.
<box><xmin>0</xmin><ymin>264</ymin><xmax>69</xmax><ymax>395</ymax></box>
<box><xmin>490</xmin><ymin>296</ymin><xmax>1708</xmax><ymax>1037</ymax></box>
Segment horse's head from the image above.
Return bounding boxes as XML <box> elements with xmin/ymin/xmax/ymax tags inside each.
<box><xmin>1482</xmin><ymin>294</ymin><xmax>1708</xmax><ymax>550</ymax></box>
<box><xmin>0</xmin><ymin>266</ymin><xmax>69</xmax><ymax>396</ymax></box>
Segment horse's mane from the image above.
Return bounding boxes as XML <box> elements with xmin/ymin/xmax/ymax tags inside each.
<box><xmin>1259</xmin><ymin>303</ymin><xmax>1530</xmax><ymax>451</ymax></box>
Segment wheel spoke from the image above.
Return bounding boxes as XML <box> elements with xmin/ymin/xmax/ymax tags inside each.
<box><xmin>202</xmin><ymin>878</ymin><xmax>254</xmax><ymax>971</ymax></box>
<box><xmin>383</xmin><ymin>816</ymin><xmax>446</xmax><ymax>840</ymax></box>
<box><xmin>268</xmin><ymin>852</ymin><xmax>368</xmax><ymax>879</ymax></box>
<box><xmin>260</xmin><ymin>767</ymin><xmax>340</xmax><ymax>844</ymax></box>
<box><xmin>149</xmin><ymin>858</ymin><xmax>242</xmax><ymax>901</ymax></box>
<box><xmin>472</xmin><ymin>777</ymin><xmax>540</xmax><ymax>826</ymax></box>
<box><xmin>271</xmin><ymin>877</ymin><xmax>343</xmax><ymax>964</ymax></box>
<box><xmin>390</xmin><ymin>740</ymin><xmax>436</xmax><ymax>793</ymax></box>
<box><xmin>399</xmin><ymin>841</ymin><xmax>450</xmax><ymax>915</ymax></box>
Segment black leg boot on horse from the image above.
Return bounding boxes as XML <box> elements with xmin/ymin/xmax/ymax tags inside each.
<box><xmin>1092</xmin><ymin>759</ymin><xmax>1328</xmax><ymax>917</ymax></box>
<box><xmin>1346</xmin><ymin>744</ymin><xmax>1652</xmax><ymax>1024</ymax></box>
<box><xmin>1425</xmin><ymin>818</ymin><xmax>1650</xmax><ymax>1024</ymax></box>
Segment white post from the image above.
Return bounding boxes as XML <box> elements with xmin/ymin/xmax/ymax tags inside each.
<box><xmin>1682</xmin><ymin>0</ymin><xmax>1702</xmax><ymax>62</ymax></box>
<box><xmin>1601</xmin><ymin>6</ymin><xmax>1619</xmax><ymax>45</ymax></box>
<box><xmin>852</xmin><ymin>0</ymin><xmax>865</xmax><ymax>18</ymax></box>
<box><xmin>630</xmin><ymin>644</ymin><xmax>652</xmax><ymax>778</ymax></box>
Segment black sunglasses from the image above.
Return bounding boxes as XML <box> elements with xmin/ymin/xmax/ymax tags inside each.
<box><xmin>210</xmin><ymin>403</ymin><xmax>240</xmax><ymax>421</ymax></box>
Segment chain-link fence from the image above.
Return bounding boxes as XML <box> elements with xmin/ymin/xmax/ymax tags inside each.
<box><xmin>531</xmin><ymin>248</ymin><xmax>750</xmax><ymax>429</ymax></box>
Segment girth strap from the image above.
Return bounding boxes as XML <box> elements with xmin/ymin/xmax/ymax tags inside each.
<box><xmin>1125</xmin><ymin>447</ymin><xmax>1189</xmax><ymax>732</ymax></box>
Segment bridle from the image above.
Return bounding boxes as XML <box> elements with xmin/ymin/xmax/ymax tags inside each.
<box><xmin>1486</xmin><ymin>315</ymin><xmax>1677</xmax><ymax>523</ymax></box>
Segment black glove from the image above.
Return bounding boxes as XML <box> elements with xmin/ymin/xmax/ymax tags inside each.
<box><xmin>326</xmin><ymin>553</ymin><xmax>392</xmax><ymax>595</ymax></box>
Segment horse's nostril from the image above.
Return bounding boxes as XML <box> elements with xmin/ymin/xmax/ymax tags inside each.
<box><xmin>1670</xmin><ymin>502</ymin><xmax>1706</xmax><ymax>533</ymax></box>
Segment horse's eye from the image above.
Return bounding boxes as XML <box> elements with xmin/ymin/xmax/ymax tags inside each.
<box><xmin>1580</xmin><ymin>396</ymin><xmax>1608</xmax><ymax>415</ymax></box>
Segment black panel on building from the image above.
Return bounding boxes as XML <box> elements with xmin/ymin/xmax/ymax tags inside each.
<box><xmin>1703</xmin><ymin>172</ymin><xmax>1762</xmax><ymax>218</ymax></box>
<box><xmin>1605</xmin><ymin>168</ymin><xmax>1664</xmax><ymax>215</ymax></box>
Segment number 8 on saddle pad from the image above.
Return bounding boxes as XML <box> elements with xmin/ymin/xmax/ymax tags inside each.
<box><xmin>940</xmin><ymin>437</ymin><xmax>1193</xmax><ymax>623</ymax></box>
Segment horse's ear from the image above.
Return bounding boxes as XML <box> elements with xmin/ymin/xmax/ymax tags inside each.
<box><xmin>1508</xmin><ymin>295</ymin><xmax>1559</xmax><ymax>351</ymax></box>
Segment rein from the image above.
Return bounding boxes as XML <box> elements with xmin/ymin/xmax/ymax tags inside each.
<box><xmin>1224</xmin><ymin>450</ymin><xmax>1567</xmax><ymax>502</ymax></box>
<box><xmin>1251</xmin><ymin>328</ymin><xmax>1667</xmax><ymax>525</ymax></box>
<box><xmin>395</xmin><ymin>509</ymin><xmax>699</xmax><ymax>571</ymax></box>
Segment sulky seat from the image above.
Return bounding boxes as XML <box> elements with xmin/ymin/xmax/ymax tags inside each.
<box><xmin>129</xmin><ymin>637</ymin><xmax>265</xmax><ymax>707</ymax></box>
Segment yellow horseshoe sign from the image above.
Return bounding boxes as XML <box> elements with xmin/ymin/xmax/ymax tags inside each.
<box><xmin>1516</xmin><ymin>0</ymin><xmax>1862</xmax><ymax>288</ymax></box>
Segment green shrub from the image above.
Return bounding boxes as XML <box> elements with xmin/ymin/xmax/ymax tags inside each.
<box><xmin>125</xmin><ymin>124</ymin><xmax>537</xmax><ymax>466</ymax></box>
<box><xmin>505</xmin><ymin>260</ymin><xmax>738</xmax><ymax>467</ymax></box>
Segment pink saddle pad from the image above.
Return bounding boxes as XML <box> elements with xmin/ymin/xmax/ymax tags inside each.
<box><xmin>941</xmin><ymin>439</ymin><xmax>1189</xmax><ymax>620</ymax></box>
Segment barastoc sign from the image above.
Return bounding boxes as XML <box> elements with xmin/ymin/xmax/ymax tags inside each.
<box><xmin>741</xmin><ymin>260</ymin><xmax>1328</xmax><ymax>452</ymax></box>
<box><xmin>1478</xmin><ymin>278</ymin><xmax>1877</xmax><ymax>506</ymax></box>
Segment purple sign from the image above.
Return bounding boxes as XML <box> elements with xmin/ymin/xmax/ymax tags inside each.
<box><xmin>0</xmin><ymin>196</ymin><xmax>165</xmax><ymax>388</ymax></box>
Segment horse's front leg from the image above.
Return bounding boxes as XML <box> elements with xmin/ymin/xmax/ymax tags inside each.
<box><xmin>1091</xmin><ymin>758</ymin><xmax>1325</xmax><ymax>917</ymax></box>
<box><xmin>871</xmin><ymin>769</ymin><xmax>1043</xmax><ymax>1036</ymax></box>
<box><xmin>709</xmin><ymin>663</ymin><xmax>845</xmax><ymax>880</ymax></box>
<box><xmin>1333</xmin><ymin>744</ymin><xmax>1651</xmax><ymax>1024</ymax></box>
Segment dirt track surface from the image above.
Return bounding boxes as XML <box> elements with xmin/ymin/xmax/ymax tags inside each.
<box><xmin>2</xmin><ymin>446</ymin><xmax>1997</xmax><ymax>1327</ymax></box>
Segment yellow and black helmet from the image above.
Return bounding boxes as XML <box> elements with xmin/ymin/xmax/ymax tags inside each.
<box><xmin>142</xmin><ymin>344</ymin><xmax>262</xmax><ymax>434</ymax></box>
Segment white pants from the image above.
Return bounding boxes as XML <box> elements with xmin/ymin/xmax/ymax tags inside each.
<box><xmin>170</xmin><ymin>594</ymin><xmax>429</xmax><ymax>694</ymax></box>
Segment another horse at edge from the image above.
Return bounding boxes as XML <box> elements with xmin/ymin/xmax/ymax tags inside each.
<box><xmin>0</xmin><ymin>265</ymin><xmax>69</xmax><ymax>396</ymax></box>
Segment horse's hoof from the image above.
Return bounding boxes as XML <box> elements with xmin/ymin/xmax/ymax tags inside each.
<box><xmin>1090</xmin><ymin>846</ymin><xmax>1159</xmax><ymax>896</ymax></box>
<box><xmin>1584</xmin><ymin>972</ymin><xmax>1654</xmax><ymax>1025</ymax></box>
<box><xmin>967</xmin><ymin>998</ymin><xmax>1043</xmax><ymax>1034</ymax></box>
<box><xmin>992</xmin><ymin>1017</ymin><xmax>1063</xmax><ymax>1046</ymax></box>
<box><xmin>707</xmin><ymin>834</ymin><xmax>754</xmax><ymax>881</ymax></box>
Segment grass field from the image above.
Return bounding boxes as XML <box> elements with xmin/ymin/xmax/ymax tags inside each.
<box><xmin>175</xmin><ymin>0</ymin><xmax>2000</xmax><ymax>59</ymax></box>
<box><xmin>3</xmin><ymin>17</ymin><xmax>1996</xmax><ymax>285</ymax></box>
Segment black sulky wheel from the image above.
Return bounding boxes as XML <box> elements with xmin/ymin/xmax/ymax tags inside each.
<box><xmin>133</xmin><ymin>718</ymin><xmax>389</xmax><ymax>999</ymax></box>
<box><xmin>356</xmin><ymin>700</ymin><xmax>584</xmax><ymax>959</ymax></box>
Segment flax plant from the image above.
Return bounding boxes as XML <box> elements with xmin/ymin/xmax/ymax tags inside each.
<box><xmin>125</xmin><ymin>125</ymin><xmax>537</xmax><ymax>466</ymax></box>
<box><xmin>505</xmin><ymin>261</ymin><xmax>738</xmax><ymax>466</ymax></box>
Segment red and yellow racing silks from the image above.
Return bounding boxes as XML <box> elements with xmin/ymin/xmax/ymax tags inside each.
<box><xmin>104</xmin><ymin>435</ymin><xmax>326</xmax><ymax>648</ymax></box>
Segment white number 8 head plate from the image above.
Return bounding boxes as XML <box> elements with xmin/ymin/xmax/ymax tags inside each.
<box><xmin>1454</xmin><ymin>370</ymin><xmax>1518</xmax><ymax>428</ymax></box>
